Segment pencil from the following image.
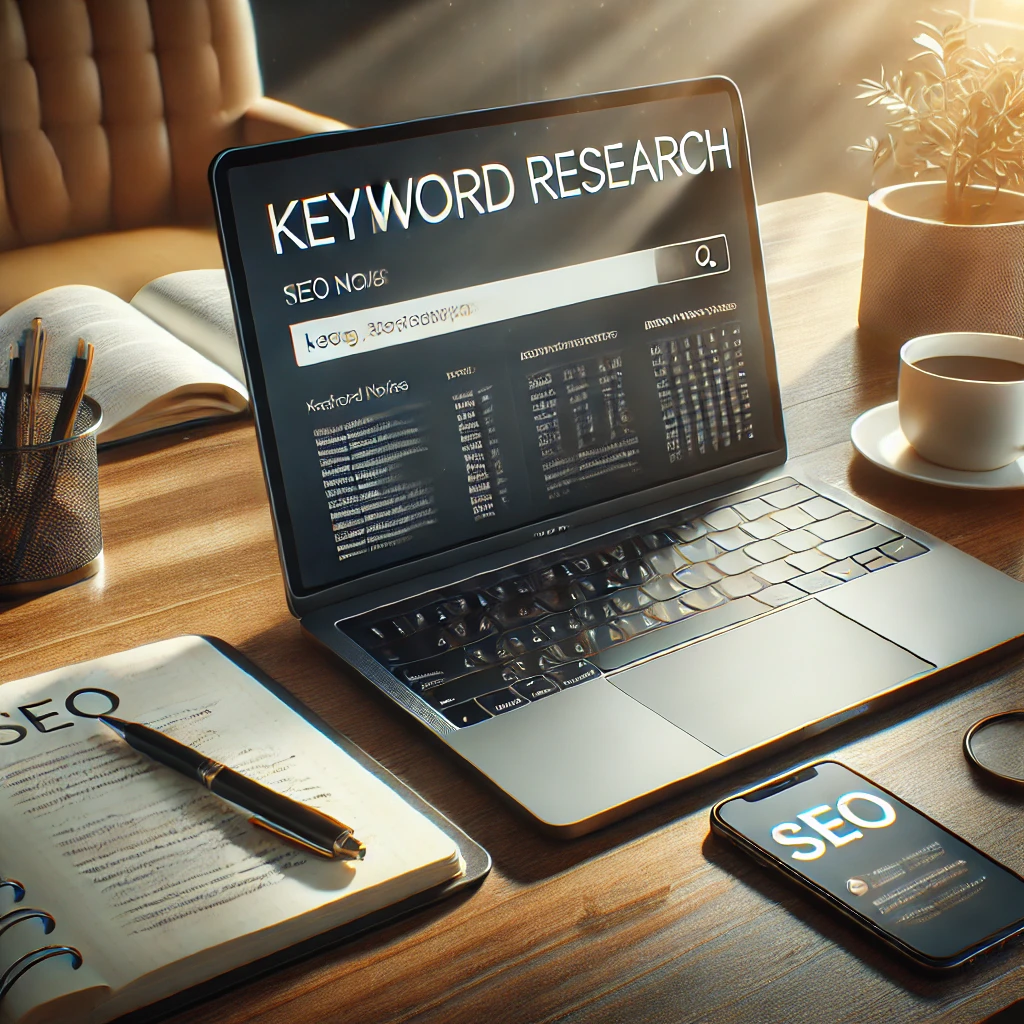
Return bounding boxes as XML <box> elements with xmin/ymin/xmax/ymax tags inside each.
<box><xmin>2</xmin><ymin>342</ymin><xmax>24</xmax><ymax>451</ymax></box>
<box><xmin>25</xmin><ymin>318</ymin><xmax>45</xmax><ymax>446</ymax></box>
<box><xmin>50</xmin><ymin>340</ymin><xmax>93</xmax><ymax>442</ymax></box>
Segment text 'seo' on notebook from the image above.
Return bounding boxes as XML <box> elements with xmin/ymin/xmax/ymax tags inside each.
<box><xmin>0</xmin><ymin>637</ymin><xmax>466</xmax><ymax>1024</ymax></box>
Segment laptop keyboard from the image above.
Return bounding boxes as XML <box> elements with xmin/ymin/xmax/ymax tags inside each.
<box><xmin>342</xmin><ymin>478</ymin><xmax>928</xmax><ymax>728</ymax></box>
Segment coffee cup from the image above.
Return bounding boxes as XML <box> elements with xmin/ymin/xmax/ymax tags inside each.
<box><xmin>898</xmin><ymin>332</ymin><xmax>1024</xmax><ymax>471</ymax></box>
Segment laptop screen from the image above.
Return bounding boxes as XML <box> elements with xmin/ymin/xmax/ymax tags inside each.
<box><xmin>215</xmin><ymin>78</ymin><xmax>785</xmax><ymax>600</ymax></box>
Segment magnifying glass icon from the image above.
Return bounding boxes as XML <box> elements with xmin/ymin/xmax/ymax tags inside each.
<box><xmin>695</xmin><ymin>243</ymin><xmax>717</xmax><ymax>270</ymax></box>
<box><xmin>964</xmin><ymin>712</ymin><xmax>1024</xmax><ymax>787</ymax></box>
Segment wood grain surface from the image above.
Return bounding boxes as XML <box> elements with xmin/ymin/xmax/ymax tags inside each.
<box><xmin>4</xmin><ymin>192</ymin><xmax>1024</xmax><ymax>1024</ymax></box>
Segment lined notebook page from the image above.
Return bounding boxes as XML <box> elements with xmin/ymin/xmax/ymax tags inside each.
<box><xmin>0</xmin><ymin>638</ymin><xmax>460</xmax><ymax>1024</ymax></box>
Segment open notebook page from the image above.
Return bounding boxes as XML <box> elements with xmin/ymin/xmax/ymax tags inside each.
<box><xmin>131</xmin><ymin>270</ymin><xmax>245</xmax><ymax>382</ymax></box>
<box><xmin>0</xmin><ymin>638</ymin><xmax>461</xmax><ymax>1024</ymax></box>
<box><xmin>0</xmin><ymin>286</ymin><xmax>247</xmax><ymax>443</ymax></box>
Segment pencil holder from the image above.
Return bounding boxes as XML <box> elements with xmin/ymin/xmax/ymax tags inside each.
<box><xmin>0</xmin><ymin>388</ymin><xmax>103</xmax><ymax>599</ymax></box>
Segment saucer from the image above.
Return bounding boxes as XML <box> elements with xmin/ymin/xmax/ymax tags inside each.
<box><xmin>850</xmin><ymin>402</ymin><xmax>1024</xmax><ymax>490</ymax></box>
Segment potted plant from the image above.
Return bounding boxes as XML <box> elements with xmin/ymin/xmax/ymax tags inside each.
<box><xmin>853</xmin><ymin>14</ymin><xmax>1024</xmax><ymax>341</ymax></box>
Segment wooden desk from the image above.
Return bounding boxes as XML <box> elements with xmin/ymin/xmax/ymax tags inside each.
<box><xmin>4</xmin><ymin>192</ymin><xmax>1024</xmax><ymax>1024</ymax></box>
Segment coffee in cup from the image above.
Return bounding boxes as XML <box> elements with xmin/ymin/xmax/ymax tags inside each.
<box><xmin>898</xmin><ymin>332</ymin><xmax>1024</xmax><ymax>471</ymax></box>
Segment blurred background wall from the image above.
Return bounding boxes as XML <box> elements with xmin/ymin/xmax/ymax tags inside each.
<box><xmin>248</xmin><ymin>0</ymin><xmax>1024</xmax><ymax>205</ymax></box>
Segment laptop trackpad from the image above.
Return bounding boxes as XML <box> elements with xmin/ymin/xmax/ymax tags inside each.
<box><xmin>610</xmin><ymin>599</ymin><xmax>934</xmax><ymax>757</ymax></box>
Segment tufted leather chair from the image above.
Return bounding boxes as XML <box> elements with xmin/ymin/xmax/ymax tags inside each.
<box><xmin>0</xmin><ymin>0</ymin><xmax>346</xmax><ymax>312</ymax></box>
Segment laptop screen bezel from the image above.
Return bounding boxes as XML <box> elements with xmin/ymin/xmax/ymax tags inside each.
<box><xmin>210</xmin><ymin>75</ymin><xmax>787</xmax><ymax>617</ymax></box>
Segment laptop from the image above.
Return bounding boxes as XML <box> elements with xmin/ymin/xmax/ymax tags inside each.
<box><xmin>211</xmin><ymin>77</ymin><xmax>1024</xmax><ymax>837</ymax></box>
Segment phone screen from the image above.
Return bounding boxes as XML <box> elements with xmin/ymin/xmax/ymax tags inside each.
<box><xmin>714</xmin><ymin>761</ymin><xmax>1024</xmax><ymax>965</ymax></box>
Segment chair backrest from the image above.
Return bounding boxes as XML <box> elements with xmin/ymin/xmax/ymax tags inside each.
<box><xmin>0</xmin><ymin>0</ymin><xmax>263</xmax><ymax>251</ymax></box>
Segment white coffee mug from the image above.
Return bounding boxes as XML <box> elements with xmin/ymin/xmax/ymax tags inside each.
<box><xmin>898</xmin><ymin>332</ymin><xmax>1024</xmax><ymax>471</ymax></box>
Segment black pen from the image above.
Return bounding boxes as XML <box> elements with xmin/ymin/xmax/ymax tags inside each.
<box><xmin>98</xmin><ymin>716</ymin><xmax>366</xmax><ymax>860</ymax></box>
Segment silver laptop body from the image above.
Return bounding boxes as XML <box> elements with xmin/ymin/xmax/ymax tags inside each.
<box><xmin>212</xmin><ymin>77</ymin><xmax>1024</xmax><ymax>836</ymax></box>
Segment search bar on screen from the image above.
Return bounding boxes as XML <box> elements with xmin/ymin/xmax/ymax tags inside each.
<box><xmin>289</xmin><ymin>233</ymin><xmax>731</xmax><ymax>367</ymax></box>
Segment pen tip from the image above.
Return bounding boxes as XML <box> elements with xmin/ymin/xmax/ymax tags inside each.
<box><xmin>334</xmin><ymin>834</ymin><xmax>366</xmax><ymax>861</ymax></box>
<box><xmin>97</xmin><ymin>716</ymin><xmax>125</xmax><ymax>737</ymax></box>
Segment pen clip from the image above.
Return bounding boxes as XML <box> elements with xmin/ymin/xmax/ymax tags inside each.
<box><xmin>248</xmin><ymin>816</ymin><xmax>336</xmax><ymax>858</ymax></box>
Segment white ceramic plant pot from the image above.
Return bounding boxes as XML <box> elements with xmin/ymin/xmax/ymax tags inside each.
<box><xmin>858</xmin><ymin>181</ymin><xmax>1024</xmax><ymax>342</ymax></box>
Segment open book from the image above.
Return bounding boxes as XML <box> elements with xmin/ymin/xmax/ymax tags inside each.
<box><xmin>0</xmin><ymin>272</ymin><xmax>248</xmax><ymax>445</ymax></box>
<box><xmin>0</xmin><ymin>638</ymin><xmax>466</xmax><ymax>1024</ymax></box>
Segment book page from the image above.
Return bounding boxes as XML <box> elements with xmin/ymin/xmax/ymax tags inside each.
<box><xmin>131</xmin><ymin>271</ymin><xmax>246</xmax><ymax>381</ymax></box>
<box><xmin>0</xmin><ymin>638</ymin><xmax>460</xmax><ymax>1024</ymax></box>
<box><xmin>0</xmin><ymin>286</ymin><xmax>248</xmax><ymax>444</ymax></box>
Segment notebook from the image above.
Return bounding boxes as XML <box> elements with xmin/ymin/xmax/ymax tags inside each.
<box><xmin>0</xmin><ymin>272</ymin><xmax>247</xmax><ymax>447</ymax></box>
<box><xmin>0</xmin><ymin>637</ymin><xmax>485</xmax><ymax>1024</ymax></box>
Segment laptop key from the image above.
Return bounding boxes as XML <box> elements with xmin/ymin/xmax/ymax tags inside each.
<box><xmin>614</xmin><ymin>589</ymin><xmax>655</xmax><ymax>610</ymax></box>
<box><xmin>742</xmin><ymin>538</ymin><xmax>791</xmax><ymax>564</ymax></box>
<box><xmin>792</xmin><ymin>570</ymin><xmax>842</xmax><ymax>593</ymax></box>
<box><xmin>423</xmin><ymin>663</ymin><xmax>518</xmax><ymax>707</ymax></box>
<box><xmin>717</xmin><ymin>572</ymin><xmax>764</xmax><ymax>598</ymax></box>
<box><xmin>854</xmin><ymin>548</ymin><xmax>883</xmax><ymax>565</ymax></box>
<box><xmin>491</xmin><ymin>599</ymin><xmax>547</xmax><ymax>630</ymax></box>
<box><xmin>762</xmin><ymin>483</ymin><xmax>816</xmax><ymax>508</ymax></box>
<box><xmin>864</xmin><ymin>553</ymin><xmax>897</xmax><ymax>571</ymax></box>
<box><xmin>443</xmin><ymin>593</ymin><xmax>489</xmax><ymax>617</ymax></box>
<box><xmin>416</xmin><ymin>601</ymin><xmax>457</xmax><ymax>628</ymax></box>
<box><xmin>670</xmin><ymin>521</ymin><xmax>707</xmax><ymax>543</ymax></box>
<box><xmin>397</xmin><ymin>648</ymin><xmax>476</xmax><ymax>687</ymax></box>
<box><xmin>615</xmin><ymin>612</ymin><xmax>660</xmax><ymax>637</ymax></box>
<box><xmin>648</xmin><ymin>597</ymin><xmax>695</xmax><ymax>623</ymax></box>
<box><xmin>770</xmin><ymin>505</ymin><xmax>815</xmax><ymax>530</ymax></box>
<box><xmin>807</xmin><ymin>511</ymin><xmax>873</xmax><ymax>542</ymax></box>
<box><xmin>702</xmin><ymin>506</ymin><xmax>743</xmax><ymax>531</ymax></box>
<box><xmin>545</xmin><ymin>636</ymin><xmax>597</xmax><ymax>662</ymax></box>
<box><xmin>798</xmin><ymin>496</ymin><xmax>846</xmax><ymax>521</ymax></box>
<box><xmin>610</xmin><ymin>559</ymin><xmax>652</xmax><ymax>586</ymax></box>
<box><xmin>535</xmin><ymin>584</ymin><xmax>585</xmax><ymax>612</ymax></box>
<box><xmin>785</xmin><ymin>548</ymin><xmax>833</xmax><ymax>573</ymax></box>
<box><xmin>751</xmin><ymin>559</ymin><xmax>801</xmax><ymax>585</ymax></box>
<box><xmin>377</xmin><ymin>628</ymin><xmax>458</xmax><ymax>664</ymax></box>
<box><xmin>642</xmin><ymin>530</ymin><xmax>680</xmax><ymax>551</ymax></box>
<box><xmin>707</xmin><ymin>527</ymin><xmax>751</xmax><ymax>551</ymax></box>
<box><xmin>476</xmin><ymin>689</ymin><xmax>530</xmax><ymax>715</ymax></box>
<box><xmin>505</xmin><ymin>650</ymin><xmax>559</xmax><ymax>679</ymax></box>
<box><xmin>536</xmin><ymin>611</ymin><xmax>585</xmax><ymax>642</ymax></box>
<box><xmin>547</xmin><ymin>661</ymin><xmax>602</xmax><ymax>688</ymax></box>
<box><xmin>818</xmin><ymin>524</ymin><xmax>901</xmax><ymax>561</ymax></box>
<box><xmin>880</xmin><ymin>537</ymin><xmax>928</xmax><ymax>561</ymax></box>
<box><xmin>674</xmin><ymin>562</ymin><xmax>723</xmax><ymax>588</ymax></box>
<box><xmin>448</xmin><ymin>613</ymin><xmax>497</xmax><ymax>644</ymax></box>
<box><xmin>641</xmin><ymin>575</ymin><xmax>687</xmax><ymax>601</ymax></box>
<box><xmin>709</xmin><ymin>549</ymin><xmax>760</xmax><ymax>576</ymax></box>
<box><xmin>733</xmin><ymin>497</ymin><xmax>775</xmax><ymax>521</ymax></box>
<box><xmin>643</xmin><ymin>546</ymin><xmax>687</xmax><ymax>576</ymax></box>
<box><xmin>578</xmin><ymin>570</ymin><xmax>627</xmax><ymax>599</ymax></box>
<box><xmin>487</xmin><ymin>577</ymin><xmax>534</xmax><ymax>602</ymax></box>
<box><xmin>587</xmin><ymin>622</ymin><xmax>632</xmax><ymax>651</ymax></box>
<box><xmin>576</xmin><ymin>598</ymin><xmax>621</xmax><ymax>628</ymax></box>
<box><xmin>675</xmin><ymin>537</ymin><xmax>723</xmax><ymax>563</ymax></box>
<box><xmin>681</xmin><ymin>585</ymin><xmax>727</xmax><ymax>611</ymax></box>
<box><xmin>753</xmin><ymin>582</ymin><xmax>804</xmax><ymax>607</ymax></box>
<box><xmin>824</xmin><ymin>558</ymin><xmax>868</xmax><ymax>582</ymax></box>
<box><xmin>513</xmin><ymin>676</ymin><xmax>561</xmax><ymax>701</ymax></box>
<box><xmin>776</xmin><ymin>528</ymin><xmax>820</xmax><ymax>552</ymax></box>
<box><xmin>739</xmin><ymin>516</ymin><xmax>786</xmax><ymax>540</ymax></box>
<box><xmin>591</xmin><ymin>596</ymin><xmax>766</xmax><ymax>671</ymax></box>
<box><xmin>442</xmin><ymin>701</ymin><xmax>492</xmax><ymax>727</ymax></box>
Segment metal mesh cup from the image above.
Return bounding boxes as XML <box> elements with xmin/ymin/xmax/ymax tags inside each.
<box><xmin>0</xmin><ymin>388</ymin><xmax>103</xmax><ymax>598</ymax></box>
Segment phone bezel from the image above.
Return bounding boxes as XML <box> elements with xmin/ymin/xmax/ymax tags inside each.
<box><xmin>709</xmin><ymin>758</ymin><xmax>1024</xmax><ymax>970</ymax></box>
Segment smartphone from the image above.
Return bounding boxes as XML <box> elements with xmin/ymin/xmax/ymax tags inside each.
<box><xmin>710</xmin><ymin>760</ymin><xmax>1024</xmax><ymax>969</ymax></box>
